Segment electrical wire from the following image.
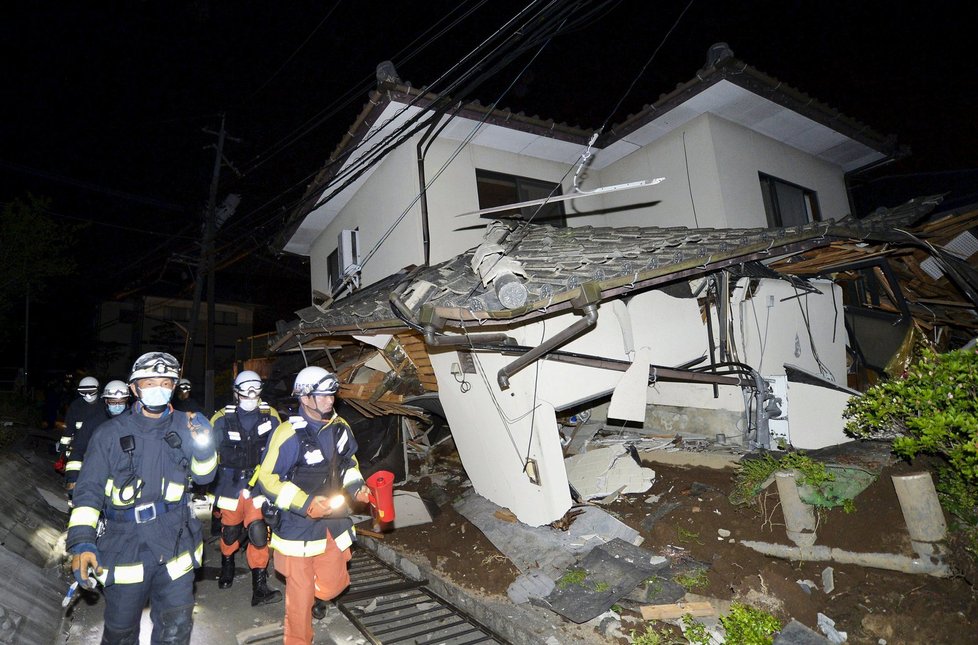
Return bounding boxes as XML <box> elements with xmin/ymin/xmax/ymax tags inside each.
<box><xmin>242</xmin><ymin>0</ymin><xmax>345</xmax><ymax>104</ymax></box>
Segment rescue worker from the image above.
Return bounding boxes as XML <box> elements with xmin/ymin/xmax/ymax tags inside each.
<box><xmin>62</xmin><ymin>376</ymin><xmax>107</xmax><ymax>494</ymax></box>
<box><xmin>66</xmin><ymin>352</ymin><xmax>218</xmax><ymax>645</ymax></box>
<box><xmin>258</xmin><ymin>366</ymin><xmax>369</xmax><ymax>645</ymax></box>
<box><xmin>211</xmin><ymin>370</ymin><xmax>283</xmax><ymax>605</ymax></box>
<box><xmin>172</xmin><ymin>377</ymin><xmax>203</xmax><ymax>414</ymax></box>
<box><xmin>64</xmin><ymin>380</ymin><xmax>129</xmax><ymax>483</ymax></box>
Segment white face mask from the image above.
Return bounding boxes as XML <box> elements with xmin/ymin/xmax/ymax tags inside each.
<box><xmin>238</xmin><ymin>397</ymin><xmax>259</xmax><ymax>412</ymax></box>
<box><xmin>107</xmin><ymin>403</ymin><xmax>126</xmax><ymax>416</ymax></box>
<box><xmin>139</xmin><ymin>386</ymin><xmax>173</xmax><ymax>408</ymax></box>
<box><xmin>82</xmin><ymin>393</ymin><xmax>98</xmax><ymax>404</ymax></box>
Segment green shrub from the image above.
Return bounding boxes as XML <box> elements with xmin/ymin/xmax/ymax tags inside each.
<box><xmin>719</xmin><ymin>603</ymin><xmax>781</xmax><ymax>645</ymax></box>
<box><xmin>845</xmin><ymin>346</ymin><xmax>978</xmax><ymax>558</ymax></box>
<box><xmin>730</xmin><ymin>452</ymin><xmax>835</xmax><ymax>507</ymax></box>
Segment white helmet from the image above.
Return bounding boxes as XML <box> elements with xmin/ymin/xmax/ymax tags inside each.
<box><xmin>78</xmin><ymin>376</ymin><xmax>100</xmax><ymax>395</ymax></box>
<box><xmin>292</xmin><ymin>366</ymin><xmax>339</xmax><ymax>397</ymax></box>
<box><xmin>129</xmin><ymin>352</ymin><xmax>180</xmax><ymax>382</ymax></box>
<box><xmin>233</xmin><ymin>370</ymin><xmax>263</xmax><ymax>398</ymax></box>
<box><xmin>102</xmin><ymin>380</ymin><xmax>130</xmax><ymax>400</ymax></box>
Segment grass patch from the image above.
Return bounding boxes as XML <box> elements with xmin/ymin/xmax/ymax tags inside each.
<box><xmin>675</xmin><ymin>568</ymin><xmax>709</xmax><ymax>591</ymax></box>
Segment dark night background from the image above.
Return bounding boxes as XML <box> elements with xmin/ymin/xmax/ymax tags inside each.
<box><xmin>1</xmin><ymin>1</ymin><xmax>975</xmax><ymax>380</ymax></box>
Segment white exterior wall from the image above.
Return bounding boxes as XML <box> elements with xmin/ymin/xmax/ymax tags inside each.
<box><xmin>422</xmin><ymin>140</ymin><xmax>586</xmax><ymax>264</ymax></box>
<box><xmin>429</xmin><ymin>306</ymin><xmax>630</xmax><ymax>526</ymax></box>
<box><xmin>594</xmin><ymin>114</ymin><xmax>726</xmax><ymax>228</ymax></box>
<box><xmin>632</xmin><ymin>279</ymin><xmax>846</xmax><ymax>413</ymax></box>
<box><xmin>708</xmin><ymin>114</ymin><xmax>851</xmax><ymax>227</ymax></box>
<box><xmin>308</xmin><ymin>143</ymin><xmax>424</xmax><ymax>295</ymax></box>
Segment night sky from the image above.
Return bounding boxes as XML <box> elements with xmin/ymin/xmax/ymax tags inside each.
<box><xmin>1</xmin><ymin>1</ymin><xmax>974</xmax><ymax>373</ymax></box>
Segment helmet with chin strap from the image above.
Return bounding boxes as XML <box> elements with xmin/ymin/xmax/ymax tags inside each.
<box><xmin>78</xmin><ymin>376</ymin><xmax>100</xmax><ymax>396</ymax></box>
<box><xmin>129</xmin><ymin>352</ymin><xmax>180</xmax><ymax>382</ymax></box>
<box><xmin>292</xmin><ymin>366</ymin><xmax>339</xmax><ymax>397</ymax></box>
<box><xmin>102</xmin><ymin>380</ymin><xmax>129</xmax><ymax>400</ymax></box>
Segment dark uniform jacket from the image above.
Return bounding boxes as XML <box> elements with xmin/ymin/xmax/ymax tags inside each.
<box><xmin>61</xmin><ymin>397</ymin><xmax>107</xmax><ymax>452</ymax></box>
<box><xmin>66</xmin><ymin>405</ymin><xmax>218</xmax><ymax>586</ymax></box>
<box><xmin>257</xmin><ymin>409</ymin><xmax>364</xmax><ymax>556</ymax></box>
<box><xmin>210</xmin><ymin>402</ymin><xmax>281</xmax><ymax>509</ymax></box>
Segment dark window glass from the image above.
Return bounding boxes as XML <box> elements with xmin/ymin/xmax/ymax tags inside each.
<box><xmin>327</xmin><ymin>248</ymin><xmax>340</xmax><ymax>291</ymax></box>
<box><xmin>759</xmin><ymin>173</ymin><xmax>820</xmax><ymax>228</ymax></box>
<box><xmin>476</xmin><ymin>169</ymin><xmax>566</xmax><ymax>227</ymax></box>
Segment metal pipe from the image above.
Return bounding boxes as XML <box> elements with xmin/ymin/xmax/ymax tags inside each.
<box><xmin>497</xmin><ymin>304</ymin><xmax>598</xmax><ymax>389</ymax></box>
<box><xmin>423</xmin><ymin>326</ymin><xmax>510</xmax><ymax>347</ymax></box>
<box><xmin>739</xmin><ymin>540</ymin><xmax>950</xmax><ymax>577</ymax></box>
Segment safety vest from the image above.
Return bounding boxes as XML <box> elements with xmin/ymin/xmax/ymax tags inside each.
<box><xmin>217</xmin><ymin>404</ymin><xmax>273</xmax><ymax>471</ymax></box>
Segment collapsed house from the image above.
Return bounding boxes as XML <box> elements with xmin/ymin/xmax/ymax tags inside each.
<box><xmin>269</xmin><ymin>198</ymin><xmax>978</xmax><ymax>526</ymax></box>
<box><xmin>262</xmin><ymin>44</ymin><xmax>978</xmax><ymax>526</ymax></box>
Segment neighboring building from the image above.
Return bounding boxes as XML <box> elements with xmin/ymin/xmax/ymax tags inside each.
<box><xmin>96</xmin><ymin>295</ymin><xmax>254</xmax><ymax>387</ymax></box>
<box><xmin>279</xmin><ymin>44</ymin><xmax>904</xmax><ymax>298</ymax></box>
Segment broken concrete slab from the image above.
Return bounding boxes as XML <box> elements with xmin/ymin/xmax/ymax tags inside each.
<box><xmin>539</xmin><ymin>538</ymin><xmax>663</xmax><ymax>624</ymax></box>
<box><xmin>774</xmin><ymin>619</ymin><xmax>831</xmax><ymax>644</ymax></box>
<box><xmin>564</xmin><ymin>445</ymin><xmax>655</xmax><ymax>500</ymax></box>
<box><xmin>507</xmin><ymin>570</ymin><xmax>555</xmax><ymax>605</ymax></box>
<box><xmin>390</xmin><ymin>490</ymin><xmax>434</xmax><ymax>529</ymax></box>
<box><xmin>454</xmin><ymin>490</ymin><xmax>642</xmax><ymax>578</ymax></box>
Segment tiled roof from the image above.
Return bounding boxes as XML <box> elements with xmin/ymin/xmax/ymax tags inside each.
<box><xmin>272</xmin><ymin>195</ymin><xmax>945</xmax><ymax>351</ymax></box>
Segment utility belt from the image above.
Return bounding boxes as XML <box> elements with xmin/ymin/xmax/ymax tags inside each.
<box><xmin>104</xmin><ymin>500</ymin><xmax>184</xmax><ymax>524</ymax></box>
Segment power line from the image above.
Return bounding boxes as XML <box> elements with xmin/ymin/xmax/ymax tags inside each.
<box><xmin>241</xmin><ymin>0</ymin><xmax>345</xmax><ymax>104</ymax></box>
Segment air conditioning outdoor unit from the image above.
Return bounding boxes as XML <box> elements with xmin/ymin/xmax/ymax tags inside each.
<box><xmin>338</xmin><ymin>229</ymin><xmax>360</xmax><ymax>274</ymax></box>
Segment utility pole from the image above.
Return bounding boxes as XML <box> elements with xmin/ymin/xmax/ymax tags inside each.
<box><xmin>186</xmin><ymin>114</ymin><xmax>238</xmax><ymax>413</ymax></box>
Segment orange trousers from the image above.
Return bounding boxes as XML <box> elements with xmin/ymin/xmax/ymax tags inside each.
<box><xmin>219</xmin><ymin>490</ymin><xmax>270</xmax><ymax>569</ymax></box>
<box><xmin>274</xmin><ymin>533</ymin><xmax>351</xmax><ymax>645</ymax></box>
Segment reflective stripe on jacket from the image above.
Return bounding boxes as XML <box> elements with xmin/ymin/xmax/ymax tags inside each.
<box><xmin>66</xmin><ymin>405</ymin><xmax>217</xmax><ymax>578</ymax></box>
<box><xmin>257</xmin><ymin>410</ymin><xmax>364</xmax><ymax>554</ymax></box>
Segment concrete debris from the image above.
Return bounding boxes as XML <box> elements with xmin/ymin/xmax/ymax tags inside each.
<box><xmin>390</xmin><ymin>490</ymin><xmax>434</xmax><ymax>528</ymax></box>
<box><xmin>563</xmin><ymin>446</ymin><xmax>655</xmax><ymax>500</ymax></box>
<box><xmin>774</xmin><ymin>619</ymin><xmax>832</xmax><ymax>644</ymax></box>
<box><xmin>507</xmin><ymin>571</ymin><xmax>556</xmax><ymax>605</ymax></box>
<box><xmin>717</xmin><ymin>528</ymin><xmax>731</xmax><ymax>538</ymax></box>
<box><xmin>797</xmin><ymin>579</ymin><xmax>818</xmax><ymax>594</ymax></box>
<box><xmin>817</xmin><ymin>612</ymin><xmax>848</xmax><ymax>643</ymax></box>
<box><xmin>454</xmin><ymin>490</ymin><xmax>642</xmax><ymax>578</ymax></box>
<box><xmin>822</xmin><ymin>566</ymin><xmax>835</xmax><ymax>594</ymax></box>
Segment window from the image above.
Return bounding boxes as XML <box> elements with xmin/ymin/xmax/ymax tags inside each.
<box><xmin>759</xmin><ymin>173</ymin><xmax>820</xmax><ymax>228</ymax></box>
<box><xmin>327</xmin><ymin>247</ymin><xmax>340</xmax><ymax>291</ymax></box>
<box><xmin>476</xmin><ymin>170</ymin><xmax>566</xmax><ymax>227</ymax></box>
<box><xmin>215</xmin><ymin>310</ymin><xmax>238</xmax><ymax>326</ymax></box>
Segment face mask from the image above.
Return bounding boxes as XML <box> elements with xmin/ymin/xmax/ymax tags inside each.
<box><xmin>107</xmin><ymin>403</ymin><xmax>126</xmax><ymax>416</ymax></box>
<box><xmin>82</xmin><ymin>393</ymin><xmax>98</xmax><ymax>404</ymax></box>
<box><xmin>238</xmin><ymin>398</ymin><xmax>259</xmax><ymax>412</ymax></box>
<box><xmin>139</xmin><ymin>386</ymin><xmax>173</xmax><ymax>408</ymax></box>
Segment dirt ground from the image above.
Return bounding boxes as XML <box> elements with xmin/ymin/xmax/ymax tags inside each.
<box><xmin>380</xmin><ymin>441</ymin><xmax>978</xmax><ymax>644</ymax></box>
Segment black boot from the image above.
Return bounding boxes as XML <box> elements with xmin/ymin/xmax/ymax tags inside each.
<box><xmin>218</xmin><ymin>554</ymin><xmax>235</xmax><ymax>589</ymax></box>
<box><xmin>312</xmin><ymin>598</ymin><xmax>330</xmax><ymax>620</ymax></box>
<box><xmin>250</xmin><ymin>567</ymin><xmax>283</xmax><ymax>606</ymax></box>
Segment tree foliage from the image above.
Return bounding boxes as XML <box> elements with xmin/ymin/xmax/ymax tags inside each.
<box><xmin>0</xmin><ymin>196</ymin><xmax>81</xmax><ymax>337</ymax></box>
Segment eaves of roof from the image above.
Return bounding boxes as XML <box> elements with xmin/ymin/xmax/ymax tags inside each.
<box><xmin>275</xmin><ymin>83</ymin><xmax>593</xmax><ymax>252</ymax></box>
<box><xmin>599</xmin><ymin>55</ymin><xmax>908</xmax><ymax>161</ymax></box>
